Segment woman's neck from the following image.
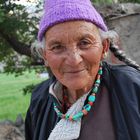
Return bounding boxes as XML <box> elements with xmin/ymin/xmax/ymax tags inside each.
<box><xmin>66</xmin><ymin>84</ymin><xmax>93</xmax><ymax>104</ymax></box>
<box><xmin>53</xmin><ymin>81</ymin><xmax>93</xmax><ymax>104</ymax></box>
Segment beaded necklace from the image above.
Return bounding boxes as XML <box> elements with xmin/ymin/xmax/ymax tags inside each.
<box><xmin>54</xmin><ymin>62</ymin><xmax>103</xmax><ymax>121</ymax></box>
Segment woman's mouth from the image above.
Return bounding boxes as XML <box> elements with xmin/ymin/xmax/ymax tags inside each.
<box><xmin>65</xmin><ymin>69</ymin><xmax>86</xmax><ymax>74</ymax></box>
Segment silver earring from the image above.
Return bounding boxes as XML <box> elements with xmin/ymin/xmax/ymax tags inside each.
<box><xmin>104</xmin><ymin>52</ymin><xmax>108</xmax><ymax>58</ymax></box>
<box><xmin>44</xmin><ymin>61</ymin><xmax>49</xmax><ymax>66</ymax></box>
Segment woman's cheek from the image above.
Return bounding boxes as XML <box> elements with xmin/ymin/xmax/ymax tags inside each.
<box><xmin>83</xmin><ymin>48</ymin><xmax>103</xmax><ymax>63</ymax></box>
<box><xmin>46</xmin><ymin>54</ymin><xmax>63</xmax><ymax>71</ymax></box>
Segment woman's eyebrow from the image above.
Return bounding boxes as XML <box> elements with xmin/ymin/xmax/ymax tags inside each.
<box><xmin>48</xmin><ymin>40</ymin><xmax>61</xmax><ymax>46</ymax></box>
<box><xmin>78</xmin><ymin>34</ymin><xmax>96</xmax><ymax>40</ymax></box>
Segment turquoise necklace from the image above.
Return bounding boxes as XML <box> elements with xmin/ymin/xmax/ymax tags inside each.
<box><xmin>54</xmin><ymin>62</ymin><xmax>103</xmax><ymax>121</ymax></box>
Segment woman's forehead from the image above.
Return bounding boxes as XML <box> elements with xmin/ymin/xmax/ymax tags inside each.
<box><xmin>45</xmin><ymin>21</ymin><xmax>100</xmax><ymax>42</ymax></box>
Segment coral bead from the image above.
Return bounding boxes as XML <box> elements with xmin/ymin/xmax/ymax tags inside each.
<box><xmin>69</xmin><ymin>115</ymin><xmax>73</xmax><ymax>121</ymax></box>
<box><xmin>88</xmin><ymin>102</ymin><xmax>93</xmax><ymax>106</ymax></box>
<box><xmin>82</xmin><ymin>109</ymin><xmax>88</xmax><ymax>115</ymax></box>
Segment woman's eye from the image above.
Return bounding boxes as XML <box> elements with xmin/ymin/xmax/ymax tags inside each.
<box><xmin>78</xmin><ymin>40</ymin><xmax>91</xmax><ymax>49</ymax></box>
<box><xmin>49</xmin><ymin>45</ymin><xmax>65</xmax><ymax>53</ymax></box>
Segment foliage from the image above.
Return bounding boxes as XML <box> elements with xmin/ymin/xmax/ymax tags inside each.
<box><xmin>23</xmin><ymin>83</ymin><xmax>37</xmax><ymax>95</ymax></box>
<box><xmin>93</xmin><ymin>0</ymin><xmax>112</xmax><ymax>4</ymax></box>
<box><xmin>0</xmin><ymin>0</ymin><xmax>43</xmax><ymax>75</ymax></box>
<box><xmin>118</xmin><ymin>0</ymin><xmax>140</xmax><ymax>3</ymax></box>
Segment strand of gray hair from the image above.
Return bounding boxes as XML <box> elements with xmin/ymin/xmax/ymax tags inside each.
<box><xmin>109</xmin><ymin>42</ymin><xmax>140</xmax><ymax>71</ymax></box>
<box><xmin>100</xmin><ymin>30</ymin><xmax>140</xmax><ymax>71</ymax></box>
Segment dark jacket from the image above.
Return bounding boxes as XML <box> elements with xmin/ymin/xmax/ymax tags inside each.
<box><xmin>25</xmin><ymin>62</ymin><xmax>140</xmax><ymax>140</ymax></box>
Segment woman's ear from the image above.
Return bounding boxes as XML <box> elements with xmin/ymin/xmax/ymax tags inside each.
<box><xmin>101</xmin><ymin>39</ymin><xmax>110</xmax><ymax>59</ymax></box>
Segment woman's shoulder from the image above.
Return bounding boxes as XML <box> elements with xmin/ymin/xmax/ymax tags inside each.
<box><xmin>103</xmin><ymin>61</ymin><xmax>140</xmax><ymax>81</ymax></box>
<box><xmin>31</xmin><ymin>79</ymin><xmax>50</xmax><ymax>100</ymax></box>
<box><xmin>103</xmin><ymin>62</ymin><xmax>140</xmax><ymax>97</ymax></box>
<box><xmin>29</xmin><ymin>77</ymin><xmax>55</xmax><ymax>109</ymax></box>
<box><xmin>103</xmin><ymin>61</ymin><xmax>140</xmax><ymax>99</ymax></box>
<box><xmin>25</xmin><ymin>77</ymin><xmax>57</xmax><ymax>138</ymax></box>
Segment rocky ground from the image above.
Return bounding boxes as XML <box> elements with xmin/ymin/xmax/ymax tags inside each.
<box><xmin>0</xmin><ymin>115</ymin><xmax>25</xmax><ymax>140</ymax></box>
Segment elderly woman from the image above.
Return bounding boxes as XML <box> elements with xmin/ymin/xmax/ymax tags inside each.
<box><xmin>25</xmin><ymin>0</ymin><xmax>140</xmax><ymax>140</ymax></box>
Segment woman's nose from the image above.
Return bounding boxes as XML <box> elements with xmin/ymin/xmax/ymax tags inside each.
<box><xmin>65</xmin><ymin>49</ymin><xmax>83</xmax><ymax>66</ymax></box>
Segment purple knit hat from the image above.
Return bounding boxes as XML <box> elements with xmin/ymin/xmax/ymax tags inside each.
<box><xmin>38</xmin><ymin>0</ymin><xmax>108</xmax><ymax>41</ymax></box>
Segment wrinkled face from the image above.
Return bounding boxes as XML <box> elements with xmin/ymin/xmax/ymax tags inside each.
<box><xmin>44</xmin><ymin>21</ymin><xmax>108</xmax><ymax>90</ymax></box>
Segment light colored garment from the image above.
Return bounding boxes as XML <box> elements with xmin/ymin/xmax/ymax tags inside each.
<box><xmin>48</xmin><ymin>82</ymin><xmax>89</xmax><ymax>140</ymax></box>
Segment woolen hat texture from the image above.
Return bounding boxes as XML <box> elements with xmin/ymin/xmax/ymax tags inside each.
<box><xmin>38</xmin><ymin>0</ymin><xmax>108</xmax><ymax>41</ymax></box>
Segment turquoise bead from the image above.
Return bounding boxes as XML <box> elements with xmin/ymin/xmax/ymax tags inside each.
<box><xmin>92</xmin><ymin>86</ymin><xmax>98</xmax><ymax>93</ymax></box>
<box><xmin>84</xmin><ymin>104</ymin><xmax>91</xmax><ymax>111</ymax></box>
<box><xmin>95</xmin><ymin>79</ymin><xmax>100</xmax><ymax>84</ymax></box>
<box><xmin>88</xmin><ymin>95</ymin><xmax>95</xmax><ymax>102</ymax></box>
<box><xmin>54</xmin><ymin>107</ymin><xmax>59</xmax><ymax>112</ymax></box>
<box><xmin>58</xmin><ymin>112</ymin><xmax>62</xmax><ymax>117</ymax></box>
<box><xmin>98</xmin><ymin>69</ymin><xmax>103</xmax><ymax>75</ymax></box>
<box><xmin>65</xmin><ymin>114</ymin><xmax>70</xmax><ymax>119</ymax></box>
<box><xmin>73</xmin><ymin>112</ymin><xmax>84</xmax><ymax>121</ymax></box>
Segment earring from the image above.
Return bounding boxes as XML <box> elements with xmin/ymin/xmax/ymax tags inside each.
<box><xmin>104</xmin><ymin>52</ymin><xmax>108</xmax><ymax>59</ymax></box>
<box><xmin>44</xmin><ymin>61</ymin><xmax>49</xmax><ymax>66</ymax></box>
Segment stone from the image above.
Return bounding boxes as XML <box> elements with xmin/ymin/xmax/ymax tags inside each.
<box><xmin>0</xmin><ymin>124</ymin><xmax>25</xmax><ymax>140</ymax></box>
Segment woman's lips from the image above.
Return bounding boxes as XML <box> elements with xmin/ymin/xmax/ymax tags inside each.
<box><xmin>65</xmin><ymin>69</ymin><xmax>86</xmax><ymax>73</ymax></box>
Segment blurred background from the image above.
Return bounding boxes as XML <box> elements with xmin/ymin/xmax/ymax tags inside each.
<box><xmin>0</xmin><ymin>0</ymin><xmax>140</xmax><ymax>139</ymax></box>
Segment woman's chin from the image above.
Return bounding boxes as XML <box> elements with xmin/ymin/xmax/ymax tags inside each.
<box><xmin>62</xmin><ymin>78</ymin><xmax>92</xmax><ymax>91</ymax></box>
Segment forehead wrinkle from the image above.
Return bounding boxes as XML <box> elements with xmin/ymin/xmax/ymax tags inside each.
<box><xmin>64</xmin><ymin>25</ymin><xmax>99</xmax><ymax>42</ymax></box>
<box><xmin>47</xmin><ymin>31</ymin><xmax>99</xmax><ymax>46</ymax></box>
<box><xmin>45</xmin><ymin>21</ymin><xmax>100</xmax><ymax>45</ymax></box>
<box><xmin>45</xmin><ymin>32</ymin><xmax>64</xmax><ymax>46</ymax></box>
<box><xmin>65</xmin><ymin>24</ymin><xmax>100</xmax><ymax>42</ymax></box>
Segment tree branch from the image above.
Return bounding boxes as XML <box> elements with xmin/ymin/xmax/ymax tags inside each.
<box><xmin>0</xmin><ymin>28</ymin><xmax>31</xmax><ymax>57</ymax></box>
